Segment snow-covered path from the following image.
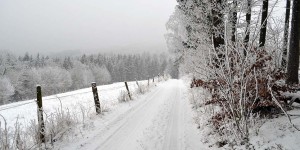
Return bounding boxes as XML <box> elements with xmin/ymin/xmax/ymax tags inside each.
<box><xmin>59</xmin><ymin>79</ymin><xmax>206</xmax><ymax>150</ymax></box>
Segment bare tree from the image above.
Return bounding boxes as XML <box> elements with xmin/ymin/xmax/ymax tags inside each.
<box><xmin>231</xmin><ymin>0</ymin><xmax>237</xmax><ymax>43</ymax></box>
<box><xmin>286</xmin><ymin>0</ymin><xmax>300</xmax><ymax>84</ymax></box>
<box><xmin>244</xmin><ymin>0</ymin><xmax>252</xmax><ymax>54</ymax></box>
<box><xmin>212</xmin><ymin>0</ymin><xmax>225</xmax><ymax>66</ymax></box>
<box><xmin>259</xmin><ymin>0</ymin><xmax>269</xmax><ymax>48</ymax></box>
<box><xmin>212</xmin><ymin>0</ymin><xmax>225</xmax><ymax>49</ymax></box>
<box><xmin>281</xmin><ymin>0</ymin><xmax>291</xmax><ymax>69</ymax></box>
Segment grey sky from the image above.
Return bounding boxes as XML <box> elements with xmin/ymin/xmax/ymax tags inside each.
<box><xmin>0</xmin><ymin>0</ymin><xmax>178</xmax><ymax>55</ymax></box>
<box><xmin>0</xmin><ymin>0</ymin><xmax>287</xmax><ymax>56</ymax></box>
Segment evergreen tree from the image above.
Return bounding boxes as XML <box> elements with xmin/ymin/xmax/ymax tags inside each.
<box><xmin>23</xmin><ymin>52</ymin><xmax>30</xmax><ymax>61</ymax></box>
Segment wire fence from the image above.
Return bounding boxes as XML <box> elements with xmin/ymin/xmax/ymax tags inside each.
<box><xmin>0</xmin><ymin>76</ymin><xmax>166</xmax><ymax>149</ymax></box>
<box><xmin>0</xmin><ymin>81</ymin><xmax>140</xmax><ymax>112</ymax></box>
<box><xmin>0</xmin><ymin>100</ymin><xmax>36</xmax><ymax>111</ymax></box>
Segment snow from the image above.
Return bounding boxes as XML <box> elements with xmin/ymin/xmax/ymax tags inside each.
<box><xmin>0</xmin><ymin>81</ymin><xmax>144</xmax><ymax>130</ymax></box>
<box><xmin>54</xmin><ymin>79</ymin><xmax>208</xmax><ymax>150</ymax></box>
<box><xmin>2</xmin><ymin>78</ymin><xmax>300</xmax><ymax>149</ymax></box>
<box><xmin>1</xmin><ymin>79</ymin><xmax>207</xmax><ymax>149</ymax></box>
<box><xmin>248</xmin><ymin>105</ymin><xmax>300</xmax><ymax>150</ymax></box>
<box><xmin>187</xmin><ymin>84</ymin><xmax>300</xmax><ymax>149</ymax></box>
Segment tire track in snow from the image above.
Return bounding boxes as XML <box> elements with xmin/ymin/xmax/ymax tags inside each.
<box><xmin>141</xmin><ymin>80</ymin><xmax>185</xmax><ymax>150</ymax></box>
<box><xmin>162</xmin><ymin>83</ymin><xmax>184</xmax><ymax>150</ymax></box>
<box><xmin>59</xmin><ymin>80</ymin><xmax>207</xmax><ymax>150</ymax></box>
<box><xmin>94</xmin><ymin>86</ymin><xmax>165</xmax><ymax>150</ymax></box>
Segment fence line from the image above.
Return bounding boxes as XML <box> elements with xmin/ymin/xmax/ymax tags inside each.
<box><xmin>42</xmin><ymin>83</ymin><xmax>134</xmax><ymax>101</ymax></box>
<box><xmin>0</xmin><ymin>100</ymin><xmax>36</xmax><ymax>111</ymax></box>
<box><xmin>38</xmin><ymin>83</ymin><xmax>135</xmax><ymax>100</ymax></box>
<box><xmin>0</xmin><ymin>80</ymin><xmax>148</xmax><ymax>112</ymax></box>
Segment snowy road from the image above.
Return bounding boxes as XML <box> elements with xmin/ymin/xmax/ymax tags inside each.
<box><xmin>59</xmin><ymin>80</ymin><xmax>206</xmax><ymax>150</ymax></box>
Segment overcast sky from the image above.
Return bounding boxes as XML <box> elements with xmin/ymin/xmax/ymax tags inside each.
<box><xmin>0</xmin><ymin>0</ymin><xmax>287</xmax><ymax>56</ymax></box>
<box><xmin>0</xmin><ymin>0</ymin><xmax>178</xmax><ymax>55</ymax></box>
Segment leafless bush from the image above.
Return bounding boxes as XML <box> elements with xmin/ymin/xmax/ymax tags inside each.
<box><xmin>0</xmin><ymin>115</ymin><xmax>33</xmax><ymax>150</ymax></box>
<box><xmin>192</xmin><ymin>46</ymin><xmax>290</xmax><ymax>145</ymax></box>
<box><xmin>0</xmin><ymin>115</ymin><xmax>10</xmax><ymax>150</ymax></box>
<box><xmin>118</xmin><ymin>90</ymin><xmax>131</xmax><ymax>102</ymax></box>
<box><xmin>100</xmin><ymin>103</ymin><xmax>111</xmax><ymax>113</ymax></box>
<box><xmin>46</xmin><ymin>109</ymin><xmax>75</xmax><ymax>142</ymax></box>
<box><xmin>136</xmin><ymin>84</ymin><xmax>149</xmax><ymax>95</ymax></box>
<box><xmin>0</xmin><ymin>104</ymin><xmax>89</xmax><ymax>149</ymax></box>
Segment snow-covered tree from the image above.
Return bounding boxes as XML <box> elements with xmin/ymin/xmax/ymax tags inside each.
<box><xmin>167</xmin><ymin>0</ymin><xmax>297</xmax><ymax>145</ymax></box>
<box><xmin>91</xmin><ymin>65</ymin><xmax>112</xmax><ymax>85</ymax></box>
<box><xmin>39</xmin><ymin>66</ymin><xmax>72</xmax><ymax>95</ymax></box>
<box><xmin>70</xmin><ymin>61</ymin><xmax>94</xmax><ymax>90</ymax></box>
<box><xmin>0</xmin><ymin>52</ymin><xmax>170</xmax><ymax>104</ymax></box>
<box><xmin>0</xmin><ymin>76</ymin><xmax>14</xmax><ymax>104</ymax></box>
<box><xmin>15</xmin><ymin>68</ymin><xmax>40</xmax><ymax>100</ymax></box>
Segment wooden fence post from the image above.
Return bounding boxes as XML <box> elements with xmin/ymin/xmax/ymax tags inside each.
<box><xmin>148</xmin><ymin>77</ymin><xmax>150</xmax><ymax>86</ymax></box>
<box><xmin>153</xmin><ymin>76</ymin><xmax>155</xmax><ymax>82</ymax></box>
<box><xmin>124</xmin><ymin>81</ymin><xmax>132</xmax><ymax>100</ymax></box>
<box><xmin>135</xmin><ymin>79</ymin><xmax>139</xmax><ymax>87</ymax></box>
<box><xmin>158</xmin><ymin>74</ymin><xmax>160</xmax><ymax>82</ymax></box>
<box><xmin>36</xmin><ymin>85</ymin><xmax>45</xmax><ymax>143</ymax></box>
<box><xmin>91</xmin><ymin>82</ymin><xmax>101</xmax><ymax>114</ymax></box>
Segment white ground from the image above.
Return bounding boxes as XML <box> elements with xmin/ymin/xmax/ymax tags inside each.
<box><xmin>248</xmin><ymin>106</ymin><xmax>300</xmax><ymax>150</ymax></box>
<box><xmin>56</xmin><ymin>79</ymin><xmax>207</xmax><ymax>150</ymax></box>
<box><xmin>2</xmin><ymin>79</ymin><xmax>299</xmax><ymax>149</ymax></box>
<box><xmin>187</xmin><ymin>77</ymin><xmax>300</xmax><ymax>150</ymax></box>
<box><xmin>0</xmin><ymin>81</ymin><xmax>143</xmax><ymax>130</ymax></box>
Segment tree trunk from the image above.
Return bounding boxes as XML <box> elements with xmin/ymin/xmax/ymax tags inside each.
<box><xmin>281</xmin><ymin>0</ymin><xmax>291</xmax><ymax>69</ymax></box>
<box><xmin>212</xmin><ymin>0</ymin><xmax>225</xmax><ymax>49</ymax></box>
<box><xmin>231</xmin><ymin>0</ymin><xmax>237</xmax><ymax>43</ymax></box>
<box><xmin>286</xmin><ymin>0</ymin><xmax>300</xmax><ymax>85</ymax></box>
<box><xmin>259</xmin><ymin>0</ymin><xmax>269</xmax><ymax>48</ymax></box>
<box><xmin>244</xmin><ymin>0</ymin><xmax>252</xmax><ymax>55</ymax></box>
<box><xmin>212</xmin><ymin>0</ymin><xmax>225</xmax><ymax>67</ymax></box>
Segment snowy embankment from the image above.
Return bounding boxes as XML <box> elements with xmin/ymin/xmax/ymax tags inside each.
<box><xmin>248</xmin><ymin>106</ymin><xmax>300</xmax><ymax>150</ymax></box>
<box><xmin>185</xmin><ymin>73</ymin><xmax>300</xmax><ymax>150</ymax></box>
<box><xmin>0</xmin><ymin>81</ymin><xmax>146</xmax><ymax>130</ymax></box>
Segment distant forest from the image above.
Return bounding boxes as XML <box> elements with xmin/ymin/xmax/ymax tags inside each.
<box><xmin>0</xmin><ymin>52</ymin><xmax>178</xmax><ymax>104</ymax></box>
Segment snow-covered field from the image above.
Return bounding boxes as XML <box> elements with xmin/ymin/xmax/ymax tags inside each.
<box><xmin>0</xmin><ymin>78</ymin><xmax>208</xmax><ymax>149</ymax></box>
<box><xmin>2</xmin><ymin>78</ymin><xmax>300</xmax><ymax>150</ymax></box>
<box><xmin>0</xmin><ymin>80</ymin><xmax>146</xmax><ymax>130</ymax></box>
<box><xmin>55</xmin><ymin>79</ymin><xmax>206</xmax><ymax>150</ymax></box>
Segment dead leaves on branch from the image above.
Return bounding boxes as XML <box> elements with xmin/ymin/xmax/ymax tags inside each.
<box><xmin>191</xmin><ymin>48</ymin><xmax>295</xmax><ymax>130</ymax></box>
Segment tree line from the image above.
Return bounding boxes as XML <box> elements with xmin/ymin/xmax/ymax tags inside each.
<box><xmin>0</xmin><ymin>52</ymin><xmax>178</xmax><ymax>105</ymax></box>
<box><xmin>166</xmin><ymin>0</ymin><xmax>300</xmax><ymax>145</ymax></box>
<box><xmin>167</xmin><ymin>0</ymin><xmax>299</xmax><ymax>83</ymax></box>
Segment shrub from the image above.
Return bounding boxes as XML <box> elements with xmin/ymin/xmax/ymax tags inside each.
<box><xmin>192</xmin><ymin>47</ymin><xmax>291</xmax><ymax>145</ymax></box>
<box><xmin>136</xmin><ymin>84</ymin><xmax>149</xmax><ymax>95</ymax></box>
<box><xmin>118</xmin><ymin>90</ymin><xmax>131</xmax><ymax>103</ymax></box>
